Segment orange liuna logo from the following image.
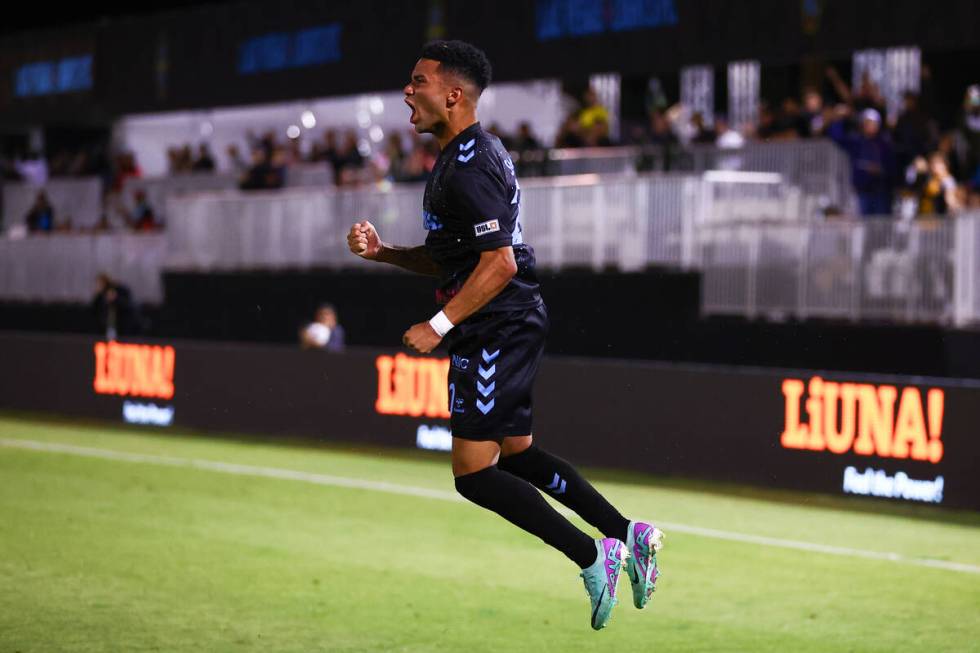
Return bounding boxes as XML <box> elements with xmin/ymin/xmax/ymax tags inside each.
<box><xmin>375</xmin><ymin>353</ymin><xmax>450</xmax><ymax>419</ymax></box>
<box><xmin>93</xmin><ymin>341</ymin><xmax>175</xmax><ymax>400</ymax></box>
<box><xmin>781</xmin><ymin>377</ymin><xmax>944</xmax><ymax>463</ymax></box>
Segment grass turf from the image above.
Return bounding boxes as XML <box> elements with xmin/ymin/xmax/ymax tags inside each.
<box><xmin>1</xmin><ymin>415</ymin><xmax>978</xmax><ymax>652</ymax></box>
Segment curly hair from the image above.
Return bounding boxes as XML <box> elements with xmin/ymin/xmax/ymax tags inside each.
<box><xmin>420</xmin><ymin>40</ymin><xmax>492</xmax><ymax>93</ymax></box>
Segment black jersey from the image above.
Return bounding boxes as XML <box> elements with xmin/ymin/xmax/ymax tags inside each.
<box><xmin>422</xmin><ymin>122</ymin><xmax>542</xmax><ymax>314</ymax></box>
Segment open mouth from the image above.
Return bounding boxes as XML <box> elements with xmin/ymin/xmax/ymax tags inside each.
<box><xmin>405</xmin><ymin>98</ymin><xmax>418</xmax><ymax>124</ymax></box>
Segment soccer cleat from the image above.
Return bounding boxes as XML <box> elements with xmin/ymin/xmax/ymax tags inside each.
<box><xmin>580</xmin><ymin>538</ymin><xmax>628</xmax><ymax>630</ymax></box>
<box><xmin>625</xmin><ymin>521</ymin><xmax>664</xmax><ymax>609</ymax></box>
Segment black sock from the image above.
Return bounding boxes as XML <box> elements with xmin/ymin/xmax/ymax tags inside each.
<box><xmin>498</xmin><ymin>445</ymin><xmax>630</xmax><ymax>541</ymax></box>
<box><xmin>455</xmin><ymin>465</ymin><xmax>597</xmax><ymax>569</ymax></box>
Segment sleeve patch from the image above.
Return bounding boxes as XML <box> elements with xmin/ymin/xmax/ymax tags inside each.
<box><xmin>474</xmin><ymin>219</ymin><xmax>501</xmax><ymax>236</ymax></box>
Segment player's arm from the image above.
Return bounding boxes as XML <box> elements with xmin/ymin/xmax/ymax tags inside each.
<box><xmin>403</xmin><ymin>166</ymin><xmax>517</xmax><ymax>354</ymax></box>
<box><xmin>441</xmin><ymin>247</ymin><xmax>516</xmax><ymax>324</ymax></box>
<box><xmin>347</xmin><ymin>221</ymin><xmax>441</xmax><ymax>277</ymax></box>
<box><xmin>402</xmin><ymin>247</ymin><xmax>515</xmax><ymax>354</ymax></box>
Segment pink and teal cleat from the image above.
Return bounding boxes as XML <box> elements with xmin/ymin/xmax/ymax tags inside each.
<box><xmin>580</xmin><ymin>538</ymin><xmax>628</xmax><ymax>630</ymax></box>
<box><xmin>625</xmin><ymin>521</ymin><xmax>664</xmax><ymax>609</ymax></box>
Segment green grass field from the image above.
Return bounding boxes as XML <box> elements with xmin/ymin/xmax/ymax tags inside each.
<box><xmin>1</xmin><ymin>415</ymin><xmax>978</xmax><ymax>652</ymax></box>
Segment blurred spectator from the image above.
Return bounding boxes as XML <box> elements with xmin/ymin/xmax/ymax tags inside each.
<box><xmin>555</xmin><ymin>115</ymin><xmax>585</xmax><ymax>148</ymax></box>
<box><xmin>907</xmin><ymin>153</ymin><xmax>961</xmax><ymax>216</ymax></box>
<box><xmin>238</xmin><ymin>148</ymin><xmax>284</xmax><ymax>190</ymax></box>
<box><xmin>226</xmin><ymin>144</ymin><xmax>249</xmax><ymax>173</ymax></box>
<box><xmin>828</xmin><ymin>107</ymin><xmax>897</xmax><ymax>216</ymax></box>
<box><xmin>800</xmin><ymin>87</ymin><xmax>827</xmax><ymax>137</ymax></box>
<box><xmin>486</xmin><ymin>122</ymin><xmax>512</xmax><ymax>149</ymax></box>
<box><xmin>247</xmin><ymin>129</ymin><xmax>278</xmax><ymax>161</ymax></box>
<box><xmin>92</xmin><ymin>213</ymin><xmax>114</xmax><ymax>233</ymax></box>
<box><xmin>15</xmin><ymin>151</ymin><xmax>49</xmax><ymax>186</ymax></box>
<box><xmin>773</xmin><ymin>98</ymin><xmax>804</xmax><ymax>139</ymax></box>
<box><xmin>691</xmin><ymin>112</ymin><xmax>716</xmax><ymax>144</ymax></box>
<box><xmin>960</xmin><ymin>85</ymin><xmax>980</xmax><ymax>185</ymax></box>
<box><xmin>311</xmin><ymin>129</ymin><xmax>338</xmax><ymax>164</ymax></box>
<box><xmin>648</xmin><ymin>110</ymin><xmax>678</xmax><ymax>146</ymax></box>
<box><xmin>827</xmin><ymin>67</ymin><xmax>887</xmax><ymax>118</ymax></box>
<box><xmin>583</xmin><ymin>118</ymin><xmax>613</xmax><ymax>147</ymax></box>
<box><xmin>299</xmin><ymin>304</ymin><xmax>346</xmax><ymax>352</ymax></box>
<box><xmin>111</xmin><ymin>152</ymin><xmax>142</xmax><ymax>193</ymax></box>
<box><xmin>128</xmin><ymin>189</ymin><xmax>161</xmax><ymax>231</ymax></box>
<box><xmin>754</xmin><ymin>102</ymin><xmax>779</xmax><ymax>140</ymax></box>
<box><xmin>893</xmin><ymin>92</ymin><xmax>937</xmax><ymax>170</ymax></box>
<box><xmin>25</xmin><ymin>190</ymin><xmax>55</xmax><ymax>232</ymax></box>
<box><xmin>512</xmin><ymin>122</ymin><xmax>541</xmax><ymax>151</ymax></box>
<box><xmin>285</xmin><ymin>137</ymin><xmax>304</xmax><ymax>166</ymax></box>
<box><xmin>92</xmin><ymin>273</ymin><xmax>142</xmax><ymax>339</ymax></box>
<box><xmin>578</xmin><ymin>87</ymin><xmax>610</xmax><ymax>132</ymax></box>
<box><xmin>383</xmin><ymin>133</ymin><xmax>406</xmax><ymax>180</ymax></box>
<box><xmin>935</xmin><ymin>133</ymin><xmax>964</xmax><ymax>181</ymax></box>
<box><xmin>166</xmin><ymin>146</ymin><xmax>196</xmax><ymax>174</ymax></box>
<box><xmin>399</xmin><ymin>135</ymin><xmax>437</xmax><ymax>182</ymax></box>
<box><xmin>192</xmin><ymin>143</ymin><xmax>216</xmax><ymax>171</ymax></box>
<box><xmin>166</xmin><ymin>147</ymin><xmax>181</xmax><ymax>174</ymax></box>
<box><xmin>331</xmin><ymin>131</ymin><xmax>364</xmax><ymax>186</ymax></box>
<box><xmin>715</xmin><ymin>116</ymin><xmax>745</xmax><ymax>149</ymax></box>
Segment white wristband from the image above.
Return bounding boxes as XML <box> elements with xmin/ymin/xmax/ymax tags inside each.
<box><xmin>428</xmin><ymin>310</ymin><xmax>454</xmax><ymax>337</ymax></box>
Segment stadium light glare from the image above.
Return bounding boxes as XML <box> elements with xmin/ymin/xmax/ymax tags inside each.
<box><xmin>301</xmin><ymin>110</ymin><xmax>316</xmax><ymax>129</ymax></box>
<box><xmin>369</xmin><ymin>125</ymin><xmax>384</xmax><ymax>143</ymax></box>
<box><xmin>286</xmin><ymin>125</ymin><xmax>301</xmax><ymax>139</ymax></box>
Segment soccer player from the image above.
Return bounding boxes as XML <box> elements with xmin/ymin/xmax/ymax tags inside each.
<box><xmin>346</xmin><ymin>40</ymin><xmax>663</xmax><ymax>630</ymax></box>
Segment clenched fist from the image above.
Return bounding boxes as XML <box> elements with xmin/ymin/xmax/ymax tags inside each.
<box><xmin>403</xmin><ymin>322</ymin><xmax>442</xmax><ymax>354</ymax></box>
<box><xmin>348</xmin><ymin>221</ymin><xmax>383</xmax><ymax>260</ymax></box>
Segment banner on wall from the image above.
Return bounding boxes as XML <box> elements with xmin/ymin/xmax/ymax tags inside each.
<box><xmin>1</xmin><ymin>332</ymin><xmax>977</xmax><ymax>509</ymax></box>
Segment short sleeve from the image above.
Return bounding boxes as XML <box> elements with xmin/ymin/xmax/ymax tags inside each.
<box><xmin>447</xmin><ymin>168</ymin><xmax>514</xmax><ymax>251</ymax></box>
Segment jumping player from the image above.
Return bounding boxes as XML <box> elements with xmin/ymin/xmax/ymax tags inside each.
<box><xmin>346</xmin><ymin>40</ymin><xmax>663</xmax><ymax>630</ymax></box>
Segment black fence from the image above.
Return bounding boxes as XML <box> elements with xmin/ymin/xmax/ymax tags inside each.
<box><xmin>2</xmin><ymin>331</ymin><xmax>978</xmax><ymax>510</ymax></box>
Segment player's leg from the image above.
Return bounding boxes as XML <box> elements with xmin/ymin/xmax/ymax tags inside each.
<box><xmin>448</xmin><ymin>306</ymin><xmax>628</xmax><ymax>628</ymax></box>
<box><xmin>498</xmin><ymin>435</ymin><xmax>664</xmax><ymax>609</ymax></box>
<box><xmin>451</xmin><ymin>437</ymin><xmax>596</xmax><ymax>569</ymax></box>
<box><xmin>452</xmin><ymin>436</ymin><xmax>627</xmax><ymax>629</ymax></box>
<box><xmin>499</xmin><ymin>436</ymin><xmax>628</xmax><ymax>538</ymax></box>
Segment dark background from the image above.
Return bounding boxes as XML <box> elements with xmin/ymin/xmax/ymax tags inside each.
<box><xmin>2</xmin><ymin>0</ymin><xmax>979</xmax><ymax>125</ymax></box>
<box><xmin>3</xmin><ymin>268</ymin><xmax>978</xmax><ymax>379</ymax></box>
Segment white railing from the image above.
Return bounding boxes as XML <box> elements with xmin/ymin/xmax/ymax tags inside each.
<box><xmin>162</xmin><ymin>173</ymin><xmax>710</xmax><ymax>273</ymax></box>
<box><xmin>517</xmin><ymin>139</ymin><xmax>855</xmax><ymax>211</ymax></box>
<box><xmin>0</xmin><ymin>233</ymin><xmax>166</xmax><ymax>303</ymax></box>
<box><xmin>696</xmin><ymin>216</ymin><xmax>971</xmax><ymax>325</ymax></box>
<box><xmin>2</xmin><ymin>170</ymin><xmax>978</xmax><ymax>328</ymax></box>
<box><xmin>118</xmin><ymin>163</ymin><xmax>333</xmax><ymax>224</ymax></box>
<box><xmin>2</xmin><ymin>177</ymin><xmax>103</xmax><ymax>230</ymax></box>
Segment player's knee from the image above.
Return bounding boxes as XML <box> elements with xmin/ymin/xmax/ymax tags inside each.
<box><xmin>454</xmin><ymin>465</ymin><xmax>496</xmax><ymax>503</ymax></box>
<box><xmin>500</xmin><ymin>435</ymin><xmax>533</xmax><ymax>458</ymax></box>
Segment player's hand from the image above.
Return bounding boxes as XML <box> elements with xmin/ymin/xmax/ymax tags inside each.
<box><xmin>403</xmin><ymin>322</ymin><xmax>442</xmax><ymax>354</ymax></box>
<box><xmin>348</xmin><ymin>221</ymin><xmax>383</xmax><ymax>260</ymax></box>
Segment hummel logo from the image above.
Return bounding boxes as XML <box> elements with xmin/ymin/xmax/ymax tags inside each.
<box><xmin>481</xmin><ymin>349</ymin><xmax>499</xmax><ymax>363</ymax></box>
<box><xmin>545</xmin><ymin>473</ymin><xmax>567</xmax><ymax>495</ymax></box>
<box><xmin>457</xmin><ymin>151</ymin><xmax>475</xmax><ymax>163</ymax></box>
<box><xmin>476</xmin><ymin>398</ymin><xmax>495</xmax><ymax>414</ymax></box>
<box><xmin>477</xmin><ymin>364</ymin><xmax>495</xmax><ymax>380</ymax></box>
<box><xmin>476</xmin><ymin>380</ymin><xmax>495</xmax><ymax>397</ymax></box>
<box><xmin>459</xmin><ymin>138</ymin><xmax>475</xmax><ymax>152</ymax></box>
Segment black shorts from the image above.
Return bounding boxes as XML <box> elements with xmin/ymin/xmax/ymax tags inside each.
<box><xmin>445</xmin><ymin>303</ymin><xmax>548</xmax><ymax>441</ymax></box>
